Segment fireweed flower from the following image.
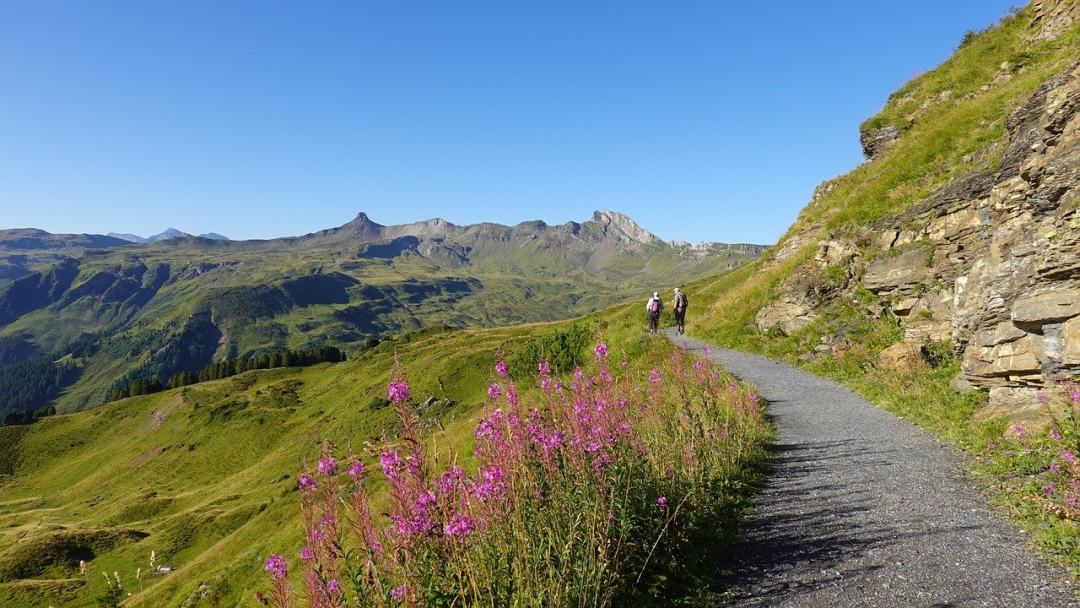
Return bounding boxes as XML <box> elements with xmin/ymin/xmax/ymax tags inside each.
<box><xmin>391</xmin><ymin>585</ymin><xmax>407</xmax><ymax>601</ymax></box>
<box><xmin>1045</xmin><ymin>483</ymin><xmax>1056</xmax><ymax>496</ymax></box>
<box><xmin>694</xmin><ymin>360</ymin><xmax>704</xmax><ymax>371</ymax></box>
<box><xmin>506</xmin><ymin>386</ymin><xmax>519</xmax><ymax>406</ymax></box>
<box><xmin>594</xmin><ymin>342</ymin><xmax>608</xmax><ymax>360</ymax></box>
<box><xmin>656</xmin><ymin>496</ymin><xmax>668</xmax><ymax>511</ymax></box>
<box><xmin>538</xmin><ymin>360</ymin><xmax>551</xmax><ymax>375</ymax></box>
<box><xmin>488</xmin><ymin>383</ymin><xmax>501</xmax><ymax>401</ymax></box>
<box><xmin>388</xmin><ymin>380</ymin><xmax>411</xmax><ymax>404</ymax></box>
<box><xmin>317</xmin><ymin>456</ymin><xmax>338</xmax><ymax>477</ymax></box>
<box><xmin>444</xmin><ymin>514</ymin><xmax>476</xmax><ymax>537</ymax></box>
<box><xmin>1067</xmin><ymin>495</ymin><xmax>1079</xmax><ymax>508</ymax></box>
<box><xmin>264</xmin><ymin>554</ymin><xmax>288</xmax><ymax>580</ymax></box>
<box><xmin>1060</xmin><ymin>450</ymin><xmax>1078</xmax><ymax>464</ymax></box>
<box><xmin>495</xmin><ymin>359</ymin><xmax>508</xmax><ymax>377</ymax></box>
<box><xmin>326</xmin><ymin>578</ymin><xmax>340</xmax><ymax>594</ymax></box>
<box><xmin>347</xmin><ymin>460</ymin><xmax>366</xmax><ymax>480</ymax></box>
<box><xmin>648</xmin><ymin>368</ymin><xmax>662</xmax><ymax>384</ymax></box>
<box><xmin>299</xmin><ymin>546</ymin><xmax>315</xmax><ymax>562</ymax></box>
<box><xmin>574</xmin><ymin>367</ymin><xmax>584</xmax><ymax>380</ymax></box>
<box><xmin>298</xmin><ymin>474</ymin><xmax>317</xmax><ymax>494</ymax></box>
<box><xmin>1050</xmin><ymin>462</ymin><xmax>1062</xmax><ymax>474</ymax></box>
<box><xmin>1011</xmin><ymin>424</ymin><xmax>1025</xmax><ymax>436</ymax></box>
<box><xmin>1050</xmin><ymin>429</ymin><xmax>1064</xmax><ymax>442</ymax></box>
<box><xmin>380</xmin><ymin>451</ymin><xmax>403</xmax><ymax>479</ymax></box>
<box><xmin>438</xmin><ymin>466</ymin><xmax>466</xmax><ymax>493</ymax></box>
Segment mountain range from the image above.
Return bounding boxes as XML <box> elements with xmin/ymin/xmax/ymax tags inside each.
<box><xmin>0</xmin><ymin>210</ymin><xmax>764</xmax><ymax>413</ymax></box>
<box><xmin>107</xmin><ymin>229</ymin><xmax>231</xmax><ymax>244</ymax></box>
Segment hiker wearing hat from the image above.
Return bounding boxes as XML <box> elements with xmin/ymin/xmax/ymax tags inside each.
<box><xmin>672</xmin><ymin>287</ymin><xmax>688</xmax><ymax>335</ymax></box>
<box><xmin>646</xmin><ymin>291</ymin><xmax>663</xmax><ymax>334</ymax></box>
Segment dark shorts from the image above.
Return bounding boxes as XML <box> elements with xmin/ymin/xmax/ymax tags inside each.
<box><xmin>674</xmin><ymin>309</ymin><xmax>686</xmax><ymax>323</ymax></box>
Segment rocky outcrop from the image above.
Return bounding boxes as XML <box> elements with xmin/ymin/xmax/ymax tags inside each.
<box><xmin>860</xmin><ymin>124</ymin><xmax>902</xmax><ymax>160</ymax></box>
<box><xmin>766</xmin><ymin>54</ymin><xmax>1080</xmax><ymax>422</ymax></box>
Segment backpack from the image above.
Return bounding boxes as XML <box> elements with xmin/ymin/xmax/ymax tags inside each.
<box><xmin>649</xmin><ymin>298</ymin><xmax>660</xmax><ymax>314</ymax></box>
<box><xmin>676</xmin><ymin>293</ymin><xmax>687</xmax><ymax>310</ymax></box>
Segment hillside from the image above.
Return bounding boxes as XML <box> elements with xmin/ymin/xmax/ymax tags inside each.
<box><xmin>0</xmin><ymin>294</ymin><xmax>754</xmax><ymax>607</ymax></box>
<box><xmin>0</xmin><ymin>211</ymin><xmax>764</xmax><ymax>415</ymax></box>
<box><xmin>681</xmin><ymin>0</ymin><xmax>1080</xmax><ymax>569</ymax></box>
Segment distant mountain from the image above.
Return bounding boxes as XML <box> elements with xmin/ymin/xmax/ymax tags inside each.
<box><xmin>0</xmin><ymin>210</ymin><xmax>765</xmax><ymax>414</ymax></box>
<box><xmin>106</xmin><ymin>232</ymin><xmax>148</xmax><ymax>244</ymax></box>
<box><xmin>198</xmin><ymin>232</ymin><xmax>230</xmax><ymax>241</ymax></box>
<box><xmin>146</xmin><ymin>227</ymin><xmax>192</xmax><ymax>243</ymax></box>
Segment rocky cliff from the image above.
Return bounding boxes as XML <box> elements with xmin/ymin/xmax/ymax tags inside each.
<box><xmin>750</xmin><ymin>0</ymin><xmax>1080</xmax><ymax>425</ymax></box>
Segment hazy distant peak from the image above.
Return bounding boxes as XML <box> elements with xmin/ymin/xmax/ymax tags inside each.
<box><xmin>198</xmin><ymin>232</ymin><xmax>230</xmax><ymax>241</ymax></box>
<box><xmin>146</xmin><ymin>228</ymin><xmax>192</xmax><ymax>243</ymax></box>
<box><xmin>590</xmin><ymin>210</ymin><xmax>660</xmax><ymax>244</ymax></box>
<box><xmin>107</xmin><ymin>232</ymin><xmax>148</xmax><ymax>244</ymax></box>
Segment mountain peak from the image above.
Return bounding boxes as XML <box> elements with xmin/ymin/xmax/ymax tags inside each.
<box><xmin>590</xmin><ymin>210</ymin><xmax>660</xmax><ymax>244</ymax></box>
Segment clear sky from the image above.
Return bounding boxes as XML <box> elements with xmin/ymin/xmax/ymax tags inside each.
<box><xmin>0</xmin><ymin>1</ymin><xmax>1018</xmax><ymax>245</ymax></box>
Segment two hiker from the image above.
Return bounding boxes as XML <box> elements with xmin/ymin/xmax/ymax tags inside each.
<box><xmin>645</xmin><ymin>288</ymin><xmax>688</xmax><ymax>335</ymax></box>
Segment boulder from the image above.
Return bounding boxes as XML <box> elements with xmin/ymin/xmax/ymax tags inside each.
<box><xmin>877</xmin><ymin>341</ymin><xmax>924</xmax><ymax>372</ymax></box>
<box><xmin>1011</xmin><ymin>289</ymin><xmax>1080</xmax><ymax>328</ymax></box>
<box><xmin>755</xmin><ymin>301</ymin><xmax>815</xmax><ymax>336</ymax></box>
<box><xmin>974</xmin><ymin>386</ymin><xmax>1052</xmax><ymax>429</ymax></box>
<box><xmin>927</xmin><ymin>205</ymin><xmax>989</xmax><ymax>241</ymax></box>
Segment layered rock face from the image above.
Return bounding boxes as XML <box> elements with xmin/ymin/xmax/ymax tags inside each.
<box><xmin>758</xmin><ymin>55</ymin><xmax>1080</xmax><ymax>422</ymax></box>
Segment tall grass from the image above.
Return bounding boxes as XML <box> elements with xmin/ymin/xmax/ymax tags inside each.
<box><xmin>261</xmin><ymin>342</ymin><xmax>770</xmax><ymax>606</ymax></box>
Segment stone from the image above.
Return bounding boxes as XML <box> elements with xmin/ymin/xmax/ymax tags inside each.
<box><xmin>860</xmin><ymin>124</ymin><xmax>901</xmax><ymax>160</ymax></box>
<box><xmin>962</xmin><ymin>334</ymin><xmax>1043</xmax><ymax>382</ymax></box>
<box><xmin>927</xmin><ymin>205</ymin><xmax>989</xmax><ymax>241</ymax></box>
<box><xmin>755</xmin><ymin>301</ymin><xmax>815</xmax><ymax>336</ymax></box>
<box><xmin>974</xmin><ymin>386</ymin><xmax>1052</xmax><ymax>428</ymax></box>
<box><xmin>891</xmin><ymin>297</ymin><xmax>920</xmax><ymax>315</ymax></box>
<box><xmin>815</xmin><ymin>239</ymin><xmax>859</xmax><ymax>265</ymax></box>
<box><xmin>1011</xmin><ymin>289</ymin><xmax>1080</xmax><ymax>327</ymax></box>
<box><xmin>1063</xmin><ymin>315</ymin><xmax>1080</xmax><ymax>365</ymax></box>
<box><xmin>877</xmin><ymin>341</ymin><xmax>924</xmax><ymax>372</ymax></box>
<box><xmin>949</xmin><ymin>373</ymin><xmax>977</xmax><ymax>394</ymax></box>
<box><xmin>973</xmin><ymin>321</ymin><xmax>1027</xmax><ymax>347</ymax></box>
<box><xmin>863</xmin><ymin>249</ymin><xmax>931</xmax><ymax>293</ymax></box>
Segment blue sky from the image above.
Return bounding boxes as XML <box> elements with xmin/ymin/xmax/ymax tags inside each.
<box><xmin>0</xmin><ymin>1</ymin><xmax>1018</xmax><ymax>245</ymax></box>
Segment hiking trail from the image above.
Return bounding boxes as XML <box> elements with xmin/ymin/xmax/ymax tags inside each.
<box><xmin>667</xmin><ymin>329</ymin><xmax>1078</xmax><ymax>607</ymax></box>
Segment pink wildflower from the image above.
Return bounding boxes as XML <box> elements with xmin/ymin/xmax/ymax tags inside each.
<box><xmin>538</xmin><ymin>360</ymin><xmax>550</xmax><ymax>375</ymax></box>
<box><xmin>594</xmin><ymin>342</ymin><xmax>608</xmax><ymax>360</ymax></box>
<box><xmin>444</xmin><ymin>514</ymin><xmax>476</xmax><ymax>537</ymax></box>
<box><xmin>1050</xmin><ymin>429</ymin><xmax>1064</xmax><ymax>442</ymax></box>
<box><xmin>299</xmin><ymin>546</ymin><xmax>315</xmax><ymax>562</ymax></box>
<box><xmin>347</xmin><ymin>460</ymin><xmax>366</xmax><ymax>480</ymax></box>
<box><xmin>1066</xmin><ymin>495</ymin><xmax>1078</xmax><ymax>508</ymax></box>
<box><xmin>656</xmin><ymin>496</ymin><xmax>668</xmax><ymax>512</ymax></box>
<box><xmin>298</xmin><ymin>474</ymin><xmax>317</xmax><ymax>494</ymax></box>
<box><xmin>1045</xmin><ymin>483</ymin><xmax>1055</xmax><ymax>496</ymax></box>
<box><xmin>1011</xmin><ymin>424</ymin><xmax>1025</xmax><ymax>436</ymax></box>
<box><xmin>388</xmin><ymin>380</ymin><xmax>410</xmax><ymax>404</ymax></box>
<box><xmin>264</xmin><ymin>553</ymin><xmax>287</xmax><ymax>580</ymax></box>
<box><xmin>1060</xmin><ymin>450</ymin><xmax>1078</xmax><ymax>464</ymax></box>
<box><xmin>488</xmin><ymin>383</ymin><xmax>501</xmax><ymax>401</ymax></box>
<box><xmin>495</xmin><ymin>360</ymin><xmax>508</xmax><ymax>377</ymax></box>
<box><xmin>326</xmin><ymin>578</ymin><xmax>340</xmax><ymax>594</ymax></box>
<box><xmin>380</xmin><ymin>451</ymin><xmax>403</xmax><ymax>479</ymax></box>
<box><xmin>317</xmin><ymin>456</ymin><xmax>338</xmax><ymax>477</ymax></box>
<box><xmin>391</xmin><ymin>585</ymin><xmax>407</xmax><ymax>601</ymax></box>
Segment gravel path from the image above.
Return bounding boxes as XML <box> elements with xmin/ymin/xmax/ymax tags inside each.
<box><xmin>667</xmin><ymin>330</ymin><xmax>1078</xmax><ymax>607</ymax></box>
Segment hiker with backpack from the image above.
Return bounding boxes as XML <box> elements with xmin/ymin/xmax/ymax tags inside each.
<box><xmin>672</xmin><ymin>287</ymin><xmax>688</xmax><ymax>335</ymax></box>
<box><xmin>646</xmin><ymin>291</ymin><xmax>662</xmax><ymax>334</ymax></box>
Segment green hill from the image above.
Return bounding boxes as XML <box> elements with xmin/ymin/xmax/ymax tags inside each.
<box><xmin>0</xmin><ymin>212</ymin><xmax>763</xmax><ymax>416</ymax></box>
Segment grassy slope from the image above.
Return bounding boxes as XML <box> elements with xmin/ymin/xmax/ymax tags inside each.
<box><xmin>680</xmin><ymin>2</ymin><xmax>1080</xmax><ymax>574</ymax></box>
<box><xmin>1</xmin><ymin>234</ymin><xmax>761</xmax><ymax>415</ymax></box>
<box><xmin>0</xmin><ymin>296</ymin><xmax>691</xmax><ymax>607</ymax></box>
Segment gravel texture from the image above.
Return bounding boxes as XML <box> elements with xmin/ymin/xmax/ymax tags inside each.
<box><xmin>668</xmin><ymin>330</ymin><xmax>1078</xmax><ymax>607</ymax></box>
